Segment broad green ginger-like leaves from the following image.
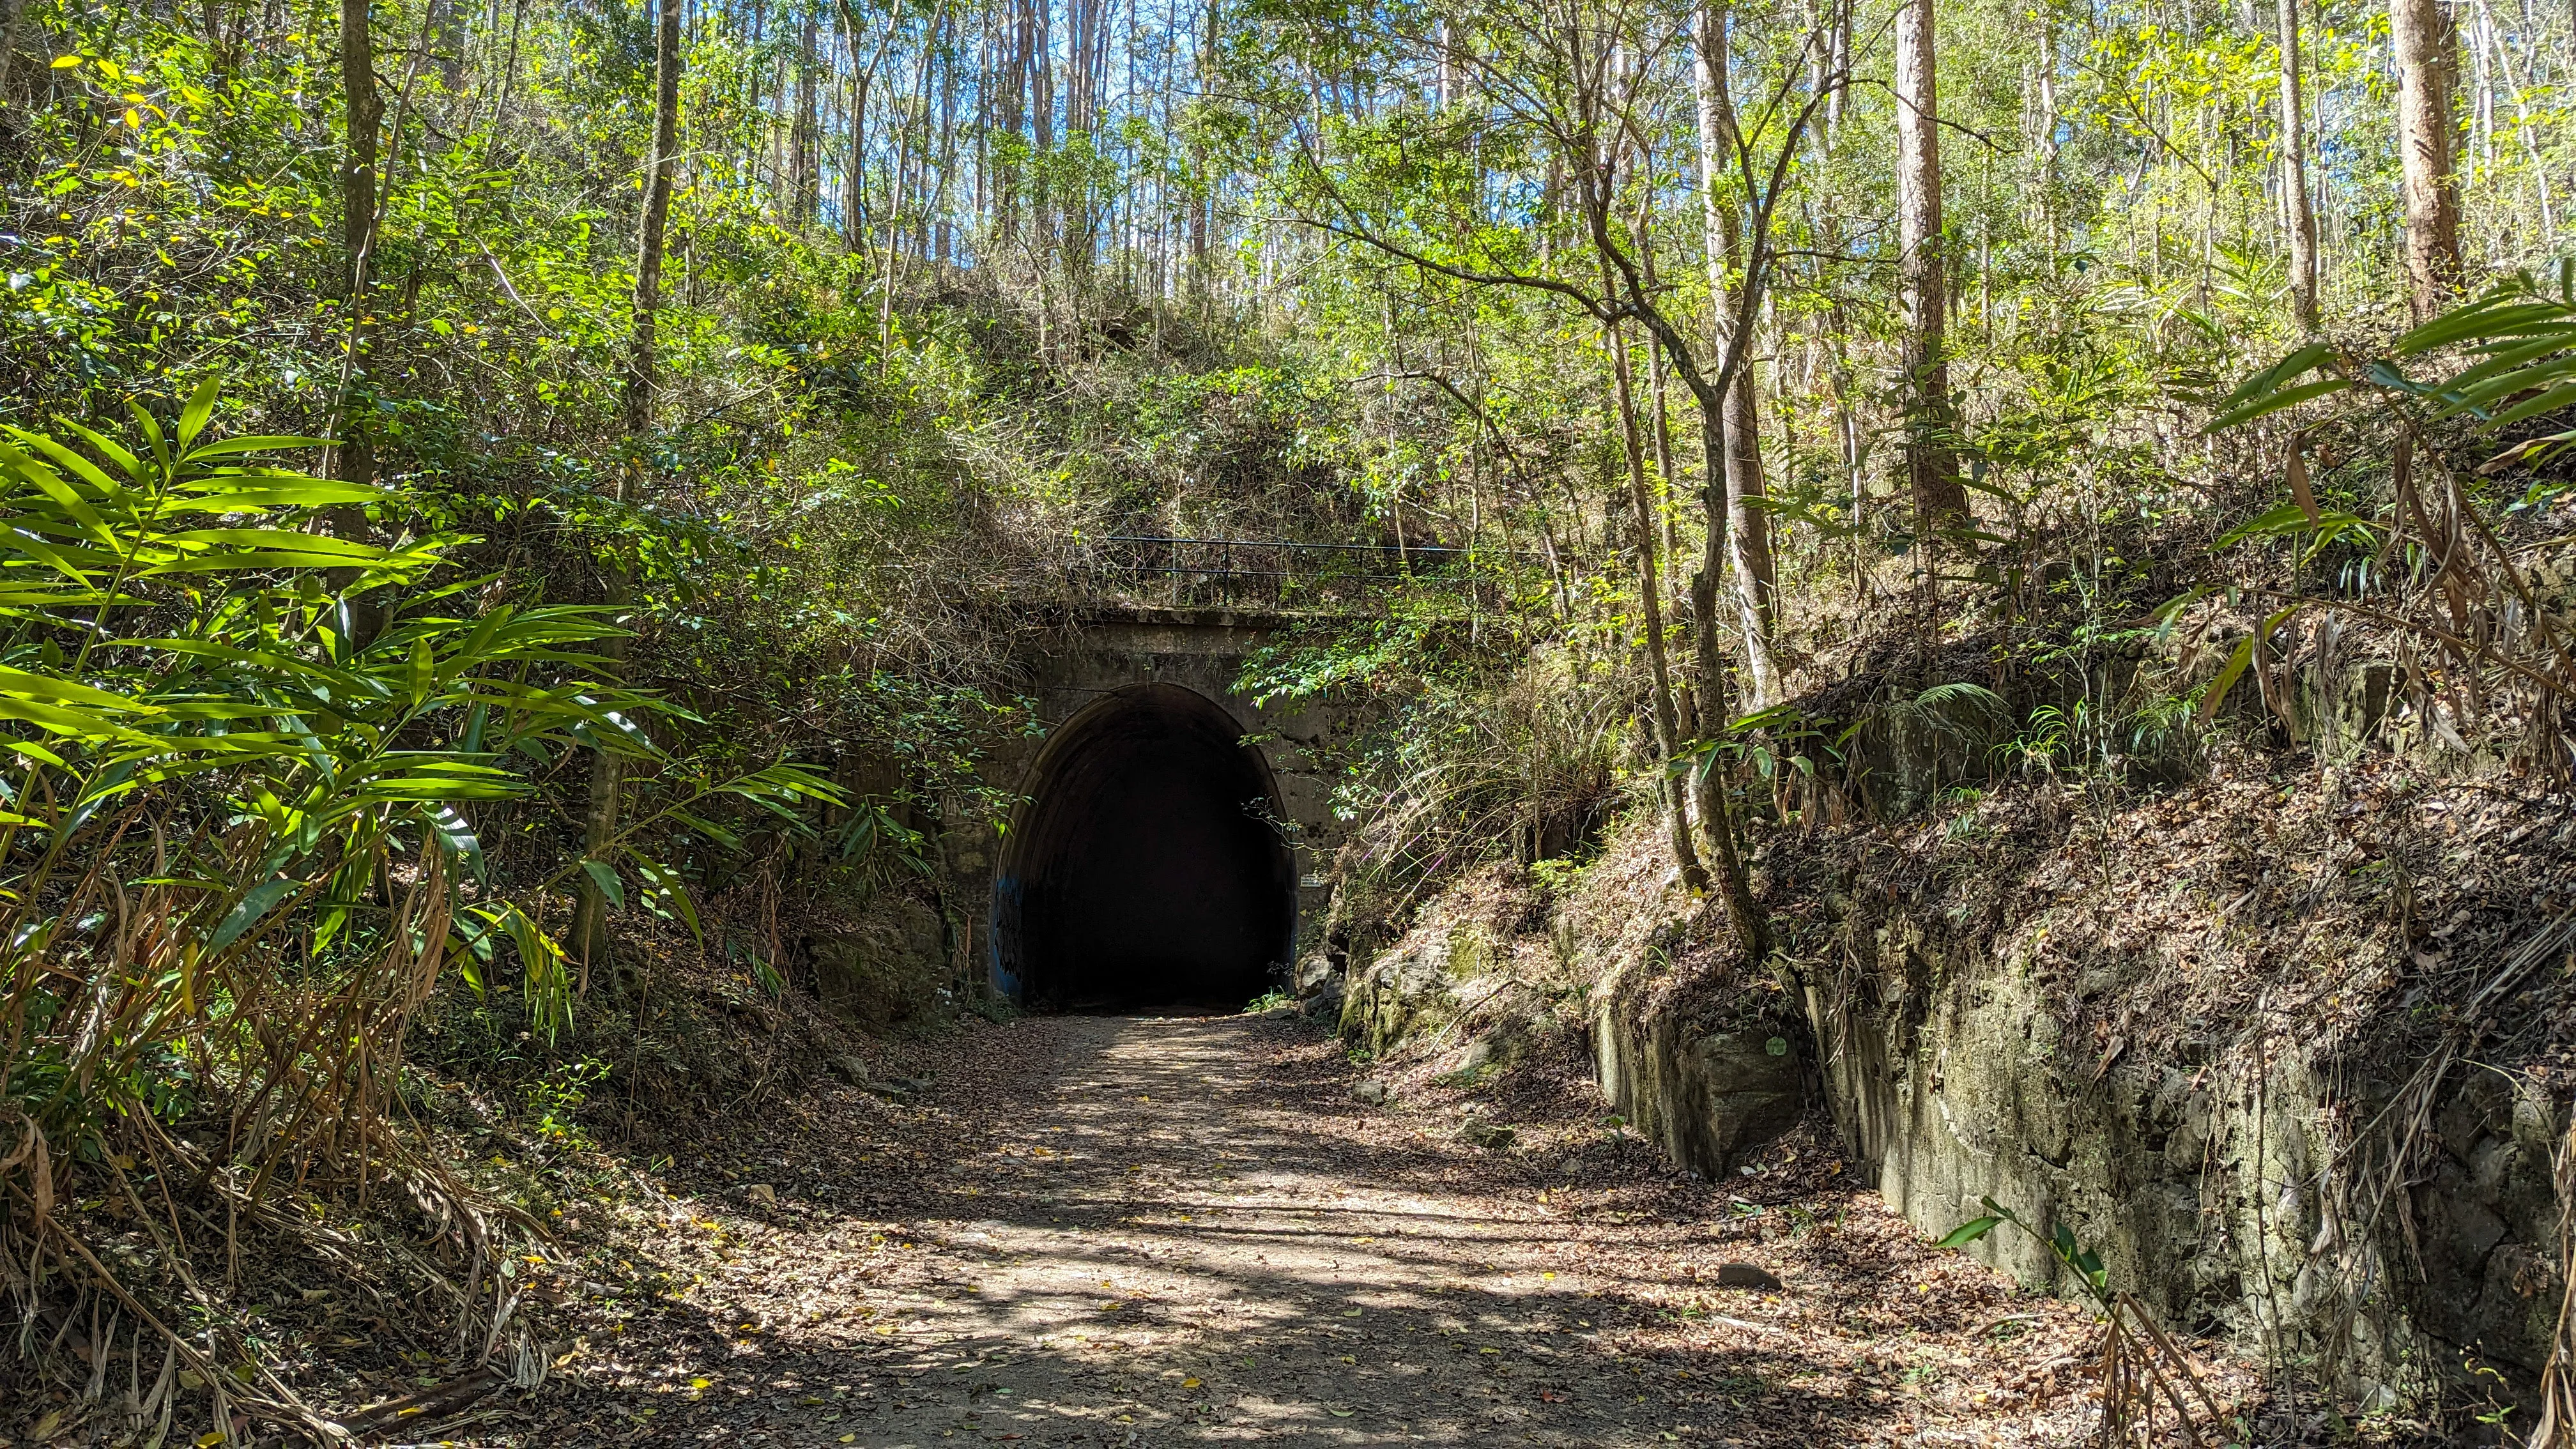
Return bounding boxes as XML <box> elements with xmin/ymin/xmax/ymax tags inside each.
<box><xmin>0</xmin><ymin>379</ymin><xmax>842</xmax><ymax>1039</ymax></box>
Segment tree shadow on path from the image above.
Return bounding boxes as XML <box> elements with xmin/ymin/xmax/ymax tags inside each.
<box><xmin>518</xmin><ymin>1015</ymin><xmax>2096</xmax><ymax>1448</ymax></box>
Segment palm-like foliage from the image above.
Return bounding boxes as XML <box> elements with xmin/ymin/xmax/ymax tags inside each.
<box><xmin>2198</xmin><ymin>269</ymin><xmax>2576</xmax><ymax>773</ymax></box>
<box><xmin>0</xmin><ymin>384</ymin><xmax>839</xmax><ymax>1428</ymax></box>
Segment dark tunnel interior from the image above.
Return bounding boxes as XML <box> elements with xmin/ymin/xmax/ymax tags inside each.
<box><xmin>991</xmin><ymin>684</ymin><xmax>1296</xmax><ymax>1011</ymax></box>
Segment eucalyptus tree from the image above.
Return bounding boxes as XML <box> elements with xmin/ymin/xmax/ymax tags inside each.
<box><xmin>1272</xmin><ymin>0</ymin><xmax>1850</xmax><ymax>961</ymax></box>
<box><xmin>1891</xmin><ymin>0</ymin><xmax>1963</xmax><ymax>531</ymax></box>
<box><xmin>1693</xmin><ymin>0</ymin><xmax>1782</xmax><ymax>710</ymax></box>
<box><xmin>2391</xmin><ymin>0</ymin><xmax>2464</xmax><ymax>316</ymax></box>
<box><xmin>2274</xmin><ymin>0</ymin><xmax>2319</xmax><ymax>329</ymax></box>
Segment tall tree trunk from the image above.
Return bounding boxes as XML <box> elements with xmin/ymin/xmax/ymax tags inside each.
<box><xmin>1188</xmin><ymin>0</ymin><xmax>1214</xmax><ymax>283</ymax></box>
<box><xmin>1063</xmin><ymin>0</ymin><xmax>1092</xmax><ymax>273</ymax></box>
<box><xmin>2034</xmin><ymin>13</ymin><xmax>2059</xmax><ymax>255</ymax></box>
<box><xmin>1032</xmin><ymin>0</ymin><xmax>1055</xmax><ymax>261</ymax></box>
<box><xmin>1604</xmin><ymin>316</ymin><xmax>1710</xmax><ymax>896</ymax></box>
<box><xmin>1680</xmin><ymin>445</ymin><xmax>1770</xmax><ymax>965</ymax></box>
<box><xmin>860</xmin><ymin>2</ymin><xmax>880</xmax><ymax>242</ymax></box>
<box><xmin>793</xmin><ymin>5</ymin><xmax>820</xmax><ymax>226</ymax></box>
<box><xmin>772</xmin><ymin>53</ymin><xmax>790</xmax><ymax>207</ymax></box>
<box><xmin>0</xmin><ymin>0</ymin><xmax>29</xmax><ymax>101</ymax></box>
<box><xmin>1568</xmin><ymin>65</ymin><xmax>1767</xmax><ymax>956</ymax></box>
<box><xmin>935</xmin><ymin>19</ymin><xmax>957</xmax><ymax>261</ymax></box>
<box><xmin>2276</xmin><ymin>0</ymin><xmax>2320</xmax><ymax>328</ymax></box>
<box><xmin>1578</xmin><ymin>34</ymin><xmax>1703</xmax><ymax>894</ymax></box>
<box><xmin>747</xmin><ymin>0</ymin><xmax>769</xmax><ymax>188</ymax></box>
<box><xmin>574</xmin><ymin>0</ymin><xmax>685</xmax><ymax>972</ymax></box>
<box><xmin>1894</xmin><ymin>0</ymin><xmax>1966</xmax><ymax>525</ymax></box>
<box><xmin>1436</xmin><ymin>14</ymin><xmax>1453</xmax><ymax>108</ymax></box>
<box><xmin>1722</xmin><ymin>360</ymin><xmax>1774</xmax><ymax>708</ymax></box>
<box><xmin>335</xmin><ymin>0</ymin><xmax>382</xmax><ymax>495</ymax></box>
<box><xmin>1826</xmin><ymin>0</ymin><xmax>1849</xmax><ymax>139</ymax></box>
<box><xmin>1644</xmin><ymin>308</ymin><xmax>1684</xmax><ymax>617</ymax></box>
<box><xmin>974</xmin><ymin>7</ymin><xmax>990</xmax><ymax>241</ymax></box>
<box><xmin>1692</xmin><ymin>0</ymin><xmax>1784</xmax><ymax>709</ymax></box>
<box><xmin>880</xmin><ymin>1</ymin><xmax>944</xmax><ymax>355</ymax></box>
<box><xmin>843</xmin><ymin>0</ymin><xmax>905</xmax><ymax>248</ymax></box>
<box><xmin>1634</xmin><ymin>208</ymin><xmax>1687</xmax><ymax>621</ymax></box>
<box><xmin>2392</xmin><ymin>0</ymin><xmax>2464</xmax><ymax>316</ymax></box>
<box><xmin>1004</xmin><ymin>0</ymin><xmax>1028</xmax><ymax>243</ymax></box>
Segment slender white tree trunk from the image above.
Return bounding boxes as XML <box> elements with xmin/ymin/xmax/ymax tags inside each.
<box><xmin>1691</xmin><ymin>0</ymin><xmax>1784</xmax><ymax>710</ymax></box>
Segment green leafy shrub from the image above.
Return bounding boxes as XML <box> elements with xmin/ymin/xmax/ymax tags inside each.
<box><xmin>0</xmin><ymin>384</ymin><xmax>836</xmax><ymax>1396</ymax></box>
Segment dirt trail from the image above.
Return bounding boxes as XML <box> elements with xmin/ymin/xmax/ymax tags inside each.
<box><xmin>518</xmin><ymin>1015</ymin><xmax>2129</xmax><ymax>1447</ymax></box>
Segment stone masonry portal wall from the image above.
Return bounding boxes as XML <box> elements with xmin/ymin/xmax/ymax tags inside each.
<box><xmin>940</xmin><ymin>609</ymin><xmax>1371</xmax><ymax>1002</ymax></box>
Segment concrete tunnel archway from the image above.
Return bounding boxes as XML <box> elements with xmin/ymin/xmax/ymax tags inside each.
<box><xmin>990</xmin><ymin>683</ymin><xmax>1298</xmax><ymax>1011</ymax></box>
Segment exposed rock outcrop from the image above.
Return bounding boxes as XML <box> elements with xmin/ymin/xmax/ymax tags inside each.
<box><xmin>810</xmin><ymin>894</ymin><xmax>949</xmax><ymax>1029</ymax></box>
<box><xmin>1326</xmin><ymin>759</ymin><xmax>2576</xmax><ymax>1416</ymax></box>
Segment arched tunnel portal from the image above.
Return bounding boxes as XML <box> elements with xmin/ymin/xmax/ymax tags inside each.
<box><xmin>990</xmin><ymin>682</ymin><xmax>1298</xmax><ymax>1011</ymax></box>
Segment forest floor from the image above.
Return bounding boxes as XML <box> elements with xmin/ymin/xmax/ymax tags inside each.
<box><xmin>424</xmin><ymin>1013</ymin><xmax>2252</xmax><ymax>1448</ymax></box>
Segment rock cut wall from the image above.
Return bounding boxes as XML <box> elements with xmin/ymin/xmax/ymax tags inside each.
<box><xmin>1322</xmin><ymin>797</ymin><xmax>2576</xmax><ymax>1416</ymax></box>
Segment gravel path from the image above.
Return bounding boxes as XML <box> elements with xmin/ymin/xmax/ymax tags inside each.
<box><xmin>797</xmin><ymin>1014</ymin><xmax>1699</xmax><ymax>1446</ymax></box>
<box><xmin>507</xmin><ymin>1013</ymin><xmax>2160</xmax><ymax>1447</ymax></box>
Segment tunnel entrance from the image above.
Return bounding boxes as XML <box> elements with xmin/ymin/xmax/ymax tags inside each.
<box><xmin>990</xmin><ymin>683</ymin><xmax>1297</xmax><ymax>1012</ymax></box>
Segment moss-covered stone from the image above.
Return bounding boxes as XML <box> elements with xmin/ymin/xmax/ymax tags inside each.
<box><xmin>1592</xmin><ymin>983</ymin><xmax>1806</xmax><ymax>1176</ymax></box>
<box><xmin>811</xmin><ymin>895</ymin><xmax>948</xmax><ymax>1030</ymax></box>
<box><xmin>1339</xmin><ymin>933</ymin><xmax>1468</xmax><ymax>1055</ymax></box>
<box><xmin>1805</xmin><ymin>907</ymin><xmax>2565</xmax><ymax>1408</ymax></box>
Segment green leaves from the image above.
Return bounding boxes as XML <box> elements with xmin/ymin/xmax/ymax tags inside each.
<box><xmin>629</xmin><ymin>853</ymin><xmax>702</xmax><ymax>942</ymax></box>
<box><xmin>1931</xmin><ymin>1215</ymin><xmax>2003</xmax><ymax>1250</ymax></box>
<box><xmin>2053</xmin><ymin>1222</ymin><xmax>2110</xmax><ymax>1293</ymax></box>
<box><xmin>2212</xmin><ymin>503</ymin><xmax>2377</xmax><ymax>557</ymax></box>
<box><xmin>2391</xmin><ymin>282</ymin><xmax>2576</xmax><ymax>461</ymax></box>
<box><xmin>579</xmin><ymin>859</ymin><xmax>625</xmax><ymax>910</ymax></box>
<box><xmin>2195</xmin><ymin>606</ymin><xmax>2300</xmax><ymax>724</ymax></box>
<box><xmin>174</xmin><ymin>375</ymin><xmax>219</xmax><ymax>449</ymax></box>
<box><xmin>0</xmin><ymin>412</ymin><xmax>399</xmax><ymax>606</ymax></box>
<box><xmin>2204</xmin><ymin>342</ymin><xmax>2347</xmax><ymax>431</ymax></box>
<box><xmin>2213</xmin><ymin>272</ymin><xmax>2576</xmax><ymax>468</ymax></box>
<box><xmin>456</xmin><ymin>901</ymin><xmax>577</xmax><ymax>1036</ymax></box>
<box><xmin>1932</xmin><ymin>1197</ymin><xmax>2120</xmax><ymax>1313</ymax></box>
<box><xmin>2204</xmin><ymin>275</ymin><xmax>2576</xmax><ymax>580</ymax></box>
<box><xmin>0</xmin><ymin>383</ymin><xmax>717</xmax><ymax>1050</ymax></box>
<box><xmin>208</xmin><ymin>876</ymin><xmax>300</xmax><ymax>953</ymax></box>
